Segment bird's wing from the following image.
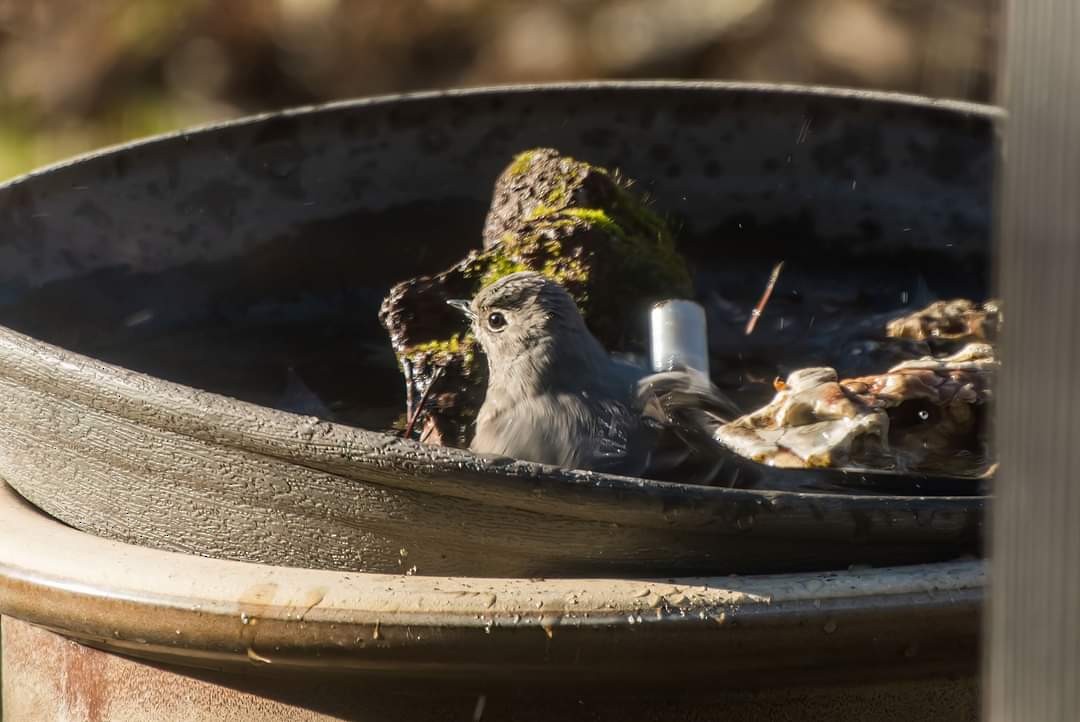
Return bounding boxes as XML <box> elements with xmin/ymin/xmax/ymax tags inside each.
<box><xmin>578</xmin><ymin>396</ymin><xmax>653</xmax><ymax>477</ymax></box>
<box><xmin>637</xmin><ymin>366</ymin><xmax>741</xmax><ymax>431</ymax></box>
<box><xmin>635</xmin><ymin>367</ymin><xmax>743</xmax><ymax>484</ymax></box>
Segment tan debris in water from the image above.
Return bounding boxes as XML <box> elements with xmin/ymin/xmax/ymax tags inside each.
<box><xmin>886</xmin><ymin>298</ymin><xmax>1001</xmax><ymax>345</ymax></box>
<box><xmin>714</xmin><ymin>344</ymin><xmax>996</xmax><ymax>475</ymax></box>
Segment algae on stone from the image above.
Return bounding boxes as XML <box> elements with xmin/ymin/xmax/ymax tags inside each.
<box><xmin>481</xmin><ymin>149</ymin><xmax>692</xmax><ymax>334</ymax></box>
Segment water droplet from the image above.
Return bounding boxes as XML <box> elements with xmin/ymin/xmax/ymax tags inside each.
<box><xmin>917</xmin><ymin>410</ymin><xmax>930</xmax><ymax>421</ymax></box>
<box><xmin>823</xmin><ymin>620</ymin><xmax>838</xmax><ymax>634</ymax></box>
<box><xmin>124</xmin><ymin>309</ymin><xmax>155</xmax><ymax>327</ymax></box>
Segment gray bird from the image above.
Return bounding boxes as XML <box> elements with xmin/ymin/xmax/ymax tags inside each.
<box><xmin>448</xmin><ymin>271</ymin><xmax>740</xmax><ymax>481</ymax></box>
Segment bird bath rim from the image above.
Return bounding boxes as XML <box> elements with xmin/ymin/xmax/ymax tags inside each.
<box><xmin>0</xmin><ymin>482</ymin><xmax>983</xmax><ymax>684</ymax></box>
<box><xmin>0</xmin><ymin>80</ymin><xmax>1002</xmax><ymax>195</ymax></box>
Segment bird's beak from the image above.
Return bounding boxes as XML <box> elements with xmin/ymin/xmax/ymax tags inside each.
<box><xmin>446</xmin><ymin>298</ymin><xmax>476</xmax><ymax>321</ymax></box>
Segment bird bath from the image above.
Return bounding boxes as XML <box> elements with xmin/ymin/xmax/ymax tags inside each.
<box><xmin>0</xmin><ymin>82</ymin><xmax>993</xmax><ymax>718</ymax></box>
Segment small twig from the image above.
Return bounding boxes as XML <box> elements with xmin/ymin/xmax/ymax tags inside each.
<box><xmin>418</xmin><ymin>421</ymin><xmax>436</xmax><ymax>445</ymax></box>
<box><xmin>403</xmin><ymin>365</ymin><xmax>445</xmax><ymax>440</ymax></box>
<box><xmin>745</xmin><ymin>260</ymin><xmax>785</xmax><ymax>335</ymax></box>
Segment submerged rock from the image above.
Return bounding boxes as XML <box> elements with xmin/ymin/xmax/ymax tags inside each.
<box><xmin>379</xmin><ymin>148</ymin><xmax>694</xmax><ymax>447</ymax></box>
<box><xmin>713</xmin><ymin>343</ymin><xmax>996</xmax><ymax>477</ymax></box>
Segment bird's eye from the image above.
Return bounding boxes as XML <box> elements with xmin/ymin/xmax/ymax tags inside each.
<box><xmin>486</xmin><ymin>312</ymin><xmax>508</xmax><ymax>331</ymax></box>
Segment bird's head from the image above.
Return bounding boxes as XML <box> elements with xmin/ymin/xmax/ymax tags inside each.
<box><xmin>447</xmin><ymin>271</ymin><xmax>600</xmax><ymax>383</ymax></box>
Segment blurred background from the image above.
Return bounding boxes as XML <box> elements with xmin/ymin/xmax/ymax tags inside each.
<box><xmin>0</xmin><ymin>0</ymin><xmax>999</xmax><ymax>181</ymax></box>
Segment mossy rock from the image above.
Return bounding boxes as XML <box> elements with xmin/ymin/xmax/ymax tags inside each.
<box><xmin>378</xmin><ymin>148</ymin><xmax>694</xmax><ymax>446</ymax></box>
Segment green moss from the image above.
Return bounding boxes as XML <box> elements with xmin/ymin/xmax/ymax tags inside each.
<box><xmin>479</xmin><ymin>255</ymin><xmax>530</xmax><ymax>289</ymax></box>
<box><xmin>518</xmin><ymin>184</ymin><xmax>690</xmax><ymax>302</ymax></box>
<box><xmin>542</xmin><ymin>255</ymin><xmax>590</xmax><ymax>295</ymax></box>
<box><xmin>404</xmin><ymin>333</ymin><xmax>480</xmax><ymax>376</ymax></box>
<box><xmin>478</xmin><ymin>191</ymin><xmax>687</xmax><ymax>322</ymax></box>
<box><xmin>406</xmin><ymin>333</ymin><xmax>466</xmax><ymax>357</ymax></box>
<box><xmin>603</xmin><ymin>182</ymin><xmax>693</xmax><ymax>296</ymax></box>
<box><xmin>526</xmin><ymin>203</ymin><xmax>554</xmax><ymax>221</ymax></box>
<box><xmin>614</xmin><ymin>187</ymin><xmax>672</xmax><ymax>245</ymax></box>
<box><xmin>544</xmin><ymin>184</ymin><xmax>568</xmax><ymax>207</ymax></box>
<box><xmin>507</xmin><ymin>149</ymin><xmax>540</xmax><ymax>178</ymax></box>
<box><xmin>467</xmin><ymin>222</ymin><xmax>596</xmax><ymax>317</ymax></box>
<box><xmin>553</xmin><ymin>207</ymin><xmax>628</xmax><ymax>242</ymax></box>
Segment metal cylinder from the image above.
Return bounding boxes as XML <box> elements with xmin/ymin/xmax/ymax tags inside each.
<box><xmin>650</xmin><ymin>300</ymin><xmax>710</xmax><ymax>375</ymax></box>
